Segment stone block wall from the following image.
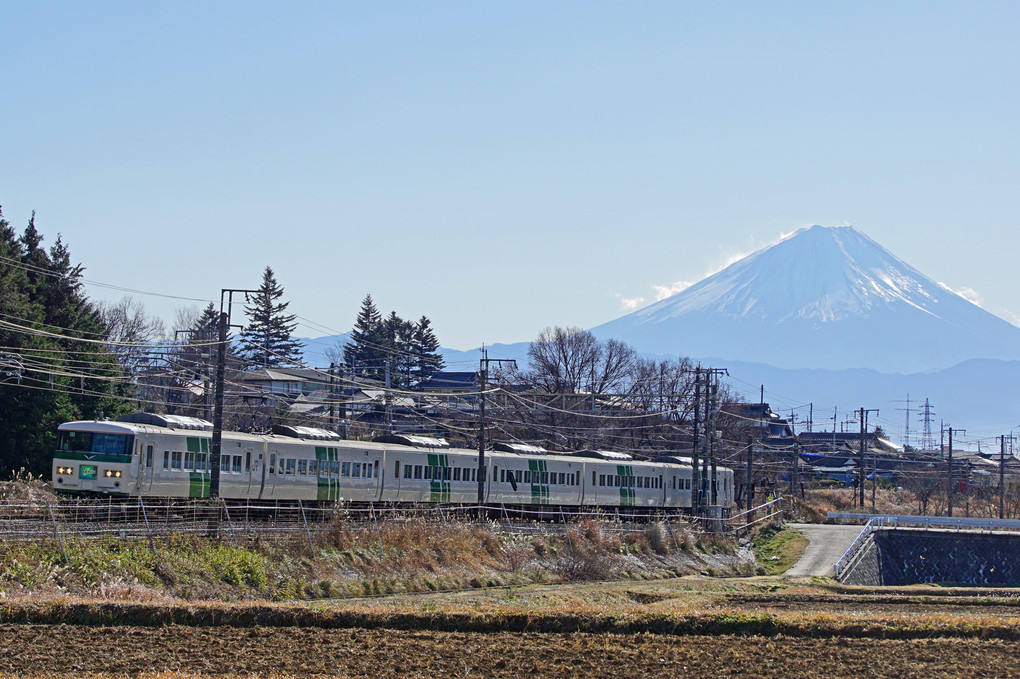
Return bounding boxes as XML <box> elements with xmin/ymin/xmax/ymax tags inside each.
<box><xmin>841</xmin><ymin>528</ymin><xmax>1020</xmax><ymax>586</ymax></box>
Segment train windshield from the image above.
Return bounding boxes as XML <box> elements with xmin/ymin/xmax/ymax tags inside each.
<box><xmin>57</xmin><ymin>431</ymin><xmax>133</xmax><ymax>457</ymax></box>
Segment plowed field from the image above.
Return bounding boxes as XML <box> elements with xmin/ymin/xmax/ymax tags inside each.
<box><xmin>2</xmin><ymin>625</ymin><xmax>1019</xmax><ymax>678</ymax></box>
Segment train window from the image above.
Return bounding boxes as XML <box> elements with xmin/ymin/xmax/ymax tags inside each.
<box><xmin>330</xmin><ymin>460</ymin><xmax>339</xmax><ymax>477</ymax></box>
<box><xmin>171</xmin><ymin>451</ymin><xmax>182</xmax><ymax>471</ymax></box>
<box><xmin>285</xmin><ymin>459</ymin><xmax>296</xmax><ymax>476</ymax></box>
<box><xmin>404</xmin><ymin>464</ymin><xmax>412</xmax><ymax>479</ymax></box>
<box><xmin>592</xmin><ymin>471</ymin><xmax>597</xmax><ymax>486</ymax></box>
<box><xmin>470</xmin><ymin>468</ymin><xmax>476</xmax><ymax>482</ymax></box>
<box><xmin>598</xmin><ymin>474</ymin><xmax>604</xmax><ymax>487</ymax></box>
<box><xmin>423</xmin><ymin>466</ymin><xmax>431</xmax><ymax>480</ymax></box>
<box><xmin>220</xmin><ymin>454</ymin><xmax>229</xmax><ymax>471</ymax></box>
<box><xmin>413</xmin><ymin>465</ymin><xmax>422</xmax><ymax>479</ymax></box>
<box><xmin>352</xmin><ymin>463</ymin><xmax>361</xmax><ymax>478</ymax></box>
<box><xmin>523</xmin><ymin>470</ymin><xmax>531</xmax><ymax>484</ymax></box>
<box><xmin>493</xmin><ymin>466</ymin><xmax>498</xmax><ymax>482</ymax></box>
<box><xmin>246</xmin><ymin>452</ymin><xmax>251</xmax><ymax>473</ymax></box>
<box><xmin>499</xmin><ymin>469</ymin><xmax>505</xmax><ymax>482</ymax></box>
<box><xmin>233</xmin><ymin>456</ymin><xmax>242</xmax><ymax>474</ymax></box>
<box><xmin>453</xmin><ymin>467</ymin><xmax>461</xmax><ymax>481</ymax></box>
<box><xmin>145</xmin><ymin>445</ymin><xmax>153</xmax><ymax>468</ymax></box>
<box><xmin>163</xmin><ymin>451</ymin><xmax>169</xmax><ymax>470</ymax></box>
<box><xmin>309</xmin><ymin>459</ymin><xmax>318</xmax><ymax>475</ymax></box>
<box><xmin>269</xmin><ymin>453</ymin><xmax>276</xmax><ymax>475</ymax></box>
<box><xmin>341</xmin><ymin>461</ymin><xmax>350</xmax><ymax>477</ymax></box>
<box><xmin>298</xmin><ymin>460</ymin><xmax>307</xmax><ymax>476</ymax></box>
<box><xmin>184</xmin><ymin>452</ymin><xmax>195</xmax><ymax>471</ymax></box>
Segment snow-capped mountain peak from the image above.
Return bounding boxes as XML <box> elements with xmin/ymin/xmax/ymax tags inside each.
<box><xmin>591</xmin><ymin>225</ymin><xmax>1020</xmax><ymax>373</ymax></box>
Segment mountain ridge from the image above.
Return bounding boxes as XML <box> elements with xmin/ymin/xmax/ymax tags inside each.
<box><xmin>590</xmin><ymin>225</ymin><xmax>1020</xmax><ymax>373</ymax></box>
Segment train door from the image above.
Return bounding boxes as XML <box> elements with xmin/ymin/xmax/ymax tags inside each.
<box><xmin>135</xmin><ymin>441</ymin><xmax>155</xmax><ymax>494</ymax></box>
<box><xmin>375</xmin><ymin>458</ymin><xmax>384</xmax><ymax>501</ymax></box>
<box><xmin>388</xmin><ymin>457</ymin><xmax>401</xmax><ymax>501</ymax></box>
<box><xmin>267</xmin><ymin>451</ymin><xmax>279</xmax><ymax>497</ymax></box>
<box><xmin>143</xmin><ymin>442</ymin><xmax>155</xmax><ymax>493</ymax></box>
<box><xmin>133</xmin><ymin>440</ymin><xmax>143</xmax><ymax>494</ymax></box>
<box><xmin>244</xmin><ymin>448</ymin><xmax>255</xmax><ymax>498</ymax></box>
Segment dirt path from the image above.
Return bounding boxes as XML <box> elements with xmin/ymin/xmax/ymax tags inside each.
<box><xmin>2</xmin><ymin>625</ymin><xmax>1019</xmax><ymax>678</ymax></box>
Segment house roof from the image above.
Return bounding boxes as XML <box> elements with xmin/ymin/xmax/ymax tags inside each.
<box><xmin>237</xmin><ymin>368</ymin><xmax>329</xmax><ymax>383</ymax></box>
<box><xmin>417</xmin><ymin>371</ymin><xmax>478</xmax><ymax>390</ymax></box>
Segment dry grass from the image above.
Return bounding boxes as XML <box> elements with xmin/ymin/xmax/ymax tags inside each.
<box><xmin>0</xmin><ymin>515</ymin><xmax>750</xmax><ymax>602</ymax></box>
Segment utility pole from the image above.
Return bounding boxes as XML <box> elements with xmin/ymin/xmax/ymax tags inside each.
<box><xmin>1000</xmin><ymin>434</ymin><xmax>1014</xmax><ymax>520</ymax></box>
<box><xmin>328</xmin><ymin>363</ymin><xmax>336</xmax><ymax>428</ymax></box>
<box><xmin>210</xmin><ymin>287</ymin><xmax>256</xmax><ymax>500</ymax></box>
<box><xmin>707</xmin><ymin>367</ymin><xmax>726</xmax><ymax>506</ymax></box>
<box><xmin>858</xmin><ymin>407</ymin><xmax>878</xmax><ymax>508</ymax></box>
<box><xmin>746</xmin><ymin>435</ymin><xmax>754</xmax><ymax>515</ymax></box>
<box><xmin>476</xmin><ymin>351</ymin><xmax>516</xmax><ymax>506</ymax></box>
<box><xmin>691</xmin><ymin>366</ymin><xmax>702</xmax><ymax>515</ymax></box>
<box><xmin>943</xmin><ymin>425</ymin><xmax>964</xmax><ymax>517</ymax></box>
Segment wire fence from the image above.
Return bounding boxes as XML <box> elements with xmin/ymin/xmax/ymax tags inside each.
<box><xmin>0</xmin><ymin>497</ymin><xmax>782</xmax><ymax>555</ymax></box>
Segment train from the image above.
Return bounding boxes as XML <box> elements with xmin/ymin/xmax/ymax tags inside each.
<box><xmin>51</xmin><ymin>412</ymin><xmax>735</xmax><ymax>514</ymax></box>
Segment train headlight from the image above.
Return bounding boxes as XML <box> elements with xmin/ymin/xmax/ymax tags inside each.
<box><xmin>57</xmin><ymin>466</ymin><xmax>74</xmax><ymax>475</ymax></box>
<box><xmin>114</xmin><ymin>470</ymin><xmax>122</xmax><ymax>478</ymax></box>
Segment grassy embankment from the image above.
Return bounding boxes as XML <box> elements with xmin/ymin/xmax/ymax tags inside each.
<box><xmin>0</xmin><ymin>512</ymin><xmax>757</xmax><ymax>601</ymax></box>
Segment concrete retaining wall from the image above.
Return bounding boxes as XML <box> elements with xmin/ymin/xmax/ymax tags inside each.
<box><xmin>842</xmin><ymin>528</ymin><xmax>1020</xmax><ymax>586</ymax></box>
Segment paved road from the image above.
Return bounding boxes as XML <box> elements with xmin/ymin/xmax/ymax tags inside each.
<box><xmin>785</xmin><ymin>523</ymin><xmax>866</xmax><ymax>577</ymax></box>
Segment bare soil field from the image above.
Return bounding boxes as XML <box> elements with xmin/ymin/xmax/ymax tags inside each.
<box><xmin>2</xmin><ymin>576</ymin><xmax>1020</xmax><ymax>678</ymax></box>
<box><xmin>2</xmin><ymin>624</ymin><xmax>1019</xmax><ymax>678</ymax></box>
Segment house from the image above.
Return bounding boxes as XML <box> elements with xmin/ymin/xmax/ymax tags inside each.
<box><xmin>236</xmin><ymin>367</ymin><xmax>333</xmax><ymax>398</ymax></box>
<box><xmin>416</xmin><ymin>371</ymin><xmax>480</xmax><ymax>393</ymax></box>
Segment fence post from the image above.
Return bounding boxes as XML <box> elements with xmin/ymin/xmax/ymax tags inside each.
<box><xmin>501</xmin><ymin>503</ymin><xmax>513</xmax><ymax>532</ymax></box>
<box><xmin>370</xmin><ymin>503</ymin><xmax>383</xmax><ymax>552</ymax></box>
<box><xmin>46</xmin><ymin>503</ymin><xmax>68</xmax><ymax>563</ymax></box>
<box><xmin>221</xmin><ymin>499</ymin><xmax>239</xmax><ymax>547</ymax></box>
<box><xmin>138</xmin><ymin>497</ymin><xmax>155</xmax><ymax>554</ymax></box>
<box><xmin>298</xmin><ymin>500</ymin><xmax>316</xmax><ymax>558</ymax></box>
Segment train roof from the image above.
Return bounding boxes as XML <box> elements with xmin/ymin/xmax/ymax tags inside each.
<box><xmin>116</xmin><ymin>413</ymin><xmax>213</xmax><ymax>431</ymax></box>
<box><xmin>571</xmin><ymin>449</ymin><xmax>634</xmax><ymax>461</ymax></box>
<box><xmin>272</xmin><ymin>424</ymin><xmax>343</xmax><ymax>441</ymax></box>
<box><xmin>493</xmin><ymin>442</ymin><xmax>548</xmax><ymax>455</ymax></box>
<box><xmin>373</xmin><ymin>434</ymin><xmax>450</xmax><ymax>449</ymax></box>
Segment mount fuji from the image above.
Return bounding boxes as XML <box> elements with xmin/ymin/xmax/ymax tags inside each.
<box><xmin>591</xmin><ymin>225</ymin><xmax>1020</xmax><ymax>374</ymax></box>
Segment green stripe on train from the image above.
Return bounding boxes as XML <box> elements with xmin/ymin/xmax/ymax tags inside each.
<box><xmin>189</xmin><ymin>472</ymin><xmax>209</xmax><ymax>498</ymax></box>
<box><xmin>315</xmin><ymin>446</ymin><xmax>340</xmax><ymax>501</ymax></box>
<box><xmin>528</xmin><ymin>459</ymin><xmax>549</xmax><ymax>504</ymax></box>
<box><xmin>430</xmin><ymin>480</ymin><xmax>451</xmax><ymax>503</ymax></box>
<box><xmin>186</xmin><ymin>437</ymin><xmax>210</xmax><ymax>454</ymax></box>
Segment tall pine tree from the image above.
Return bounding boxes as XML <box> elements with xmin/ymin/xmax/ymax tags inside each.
<box><xmin>343</xmin><ymin>294</ymin><xmax>387</xmax><ymax>380</ymax></box>
<box><xmin>409</xmin><ymin>316</ymin><xmax>444</xmax><ymax>386</ymax></box>
<box><xmin>239</xmin><ymin>267</ymin><xmax>303</xmax><ymax>369</ymax></box>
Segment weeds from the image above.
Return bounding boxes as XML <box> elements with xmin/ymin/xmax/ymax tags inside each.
<box><xmin>0</xmin><ymin>516</ymin><xmax>747</xmax><ymax>601</ymax></box>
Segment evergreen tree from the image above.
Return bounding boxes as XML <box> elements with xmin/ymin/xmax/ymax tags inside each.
<box><xmin>0</xmin><ymin>207</ymin><xmax>132</xmax><ymax>477</ymax></box>
<box><xmin>343</xmin><ymin>294</ymin><xmax>387</xmax><ymax>380</ymax></box>
<box><xmin>239</xmin><ymin>266</ymin><xmax>303</xmax><ymax>369</ymax></box>
<box><xmin>409</xmin><ymin>316</ymin><xmax>444</xmax><ymax>386</ymax></box>
<box><xmin>383</xmin><ymin>310</ymin><xmax>414</xmax><ymax>388</ymax></box>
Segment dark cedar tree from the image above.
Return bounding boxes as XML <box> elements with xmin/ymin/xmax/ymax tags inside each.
<box><xmin>239</xmin><ymin>266</ymin><xmax>303</xmax><ymax>369</ymax></box>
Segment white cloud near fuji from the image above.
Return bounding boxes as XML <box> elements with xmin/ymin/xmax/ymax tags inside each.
<box><xmin>617</xmin><ymin>295</ymin><xmax>646</xmax><ymax>311</ymax></box>
<box><xmin>652</xmin><ymin>280</ymin><xmax>695</xmax><ymax>300</ymax></box>
<box><xmin>937</xmin><ymin>281</ymin><xmax>984</xmax><ymax>307</ymax></box>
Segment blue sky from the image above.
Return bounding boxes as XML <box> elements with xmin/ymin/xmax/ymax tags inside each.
<box><xmin>3</xmin><ymin>1</ymin><xmax>1019</xmax><ymax>350</ymax></box>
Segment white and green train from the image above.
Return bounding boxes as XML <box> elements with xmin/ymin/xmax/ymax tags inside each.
<box><xmin>51</xmin><ymin>413</ymin><xmax>735</xmax><ymax>514</ymax></box>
